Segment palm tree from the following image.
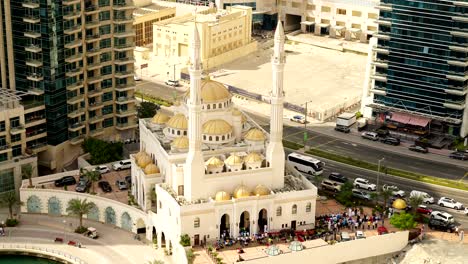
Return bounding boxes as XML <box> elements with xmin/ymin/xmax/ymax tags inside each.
<box><xmin>66</xmin><ymin>198</ymin><xmax>95</xmax><ymax>228</ymax></box>
<box><xmin>380</xmin><ymin>188</ymin><xmax>394</xmax><ymax>212</ymax></box>
<box><xmin>0</xmin><ymin>192</ymin><xmax>23</xmax><ymax>219</ymax></box>
<box><xmin>85</xmin><ymin>169</ymin><xmax>101</xmax><ymax>194</ymax></box>
<box><xmin>21</xmin><ymin>164</ymin><xmax>34</xmax><ymax>188</ymax></box>
<box><xmin>408</xmin><ymin>195</ymin><xmax>424</xmax><ymax>214</ymax></box>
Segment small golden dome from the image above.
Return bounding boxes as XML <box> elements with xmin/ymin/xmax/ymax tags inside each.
<box><xmin>144</xmin><ymin>163</ymin><xmax>160</xmax><ymax>174</ymax></box>
<box><xmin>172</xmin><ymin>136</ymin><xmax>189</xmax><ymax>149</ymax></box>
<box><xmin>225</xmin><ymin>154</ymin><xmax>243</xmax><ymax>166</ymax></box>
<box><xmin>233</xmin><ymin>185</ymin><xmax>251</xmax><ymax>199</ymax></box>
<box><xmin>135</xmin><ymin>151</ymin><xmax>146</xmax><ymax>160</ymax></box>
<box><xmin>253</xmin><ymin>184</ymin><xmax>270</xmax><ymax>196</ymax></box>
<box><xmin>166</xmin><ymin>114</ymin><xmax>188</xmax><ymax>130</ymax></box>
<box><xmin>151</xmin><ymin>112</ymin><xmax>170</xmax><ymax>124</ymax></box>
<box><xmin>205</xmin><ymin>156</ymin><xmax>224</xmax><ymax>168</ymax></box>
<box><xmin>245</xmin><ymin>128</ymin><xmax>265</xmax><ymax>141</ymax></box>
<box><xmin>201</xmin><ymin>80</ymin><xmax>231</xmax><ymax>103</ymax></box>
<box><xmin>215</xmin><ymin>191</ymin><xmax>231</xmax><ymax>201</ymax></box>
<box><xmin>392</xmin><ymin>199</ymin><xmax>407</xmax><ymax>210</ymax></box>
<box><xmin>137</xmin><ymin>154</ymin><xmax>152</xmax><ymax>168</ymax></box>
<box><xmin>244</xmin><ymin>152</ymin><xmax>263</xmax><ymax>163</ymax></box>
<box><xmin>202</xmin><ymin>119</ymin><xmax>232</xmax><ymax>135</ymax></box>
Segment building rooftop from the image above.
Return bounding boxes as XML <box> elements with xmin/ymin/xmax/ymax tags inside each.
<box><xmin>0</xmin><ymin>88</ymin><xmax>28</xmax><ymax>110</ymax></box>
<box><xmin>133</xmin><ymin>4</ymin><xmax>169</xmax><ymax>16</ymax></box>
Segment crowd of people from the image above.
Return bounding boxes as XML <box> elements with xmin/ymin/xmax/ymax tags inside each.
<box><xmin>316</xmin><ymin>207</ymin><xmax>385</xmax><ymax>235</ymax></box>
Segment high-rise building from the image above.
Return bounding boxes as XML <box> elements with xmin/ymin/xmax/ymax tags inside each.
<box><xmin>1</xmin><ymin>0</ymin><xmax>137</xmax><ymax>171</ymax></box>
<box><xmin>362</xmin><ymin>0</ymin><xmax>468</xmax><ymax>137</ymax></box>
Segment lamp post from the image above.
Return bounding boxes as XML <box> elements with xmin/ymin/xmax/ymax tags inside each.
<box><xmin>63</xmin><ymin>220</ymin><xmax>67</xmax><ymax>241</ymax></box>
<box><xmin>377</xmin><ymin>157</ymin><xmax>385</xmax><ymax>191</ymax></box>
<box><xmin>302</xmin><ymin>100</ymin><xmax>313</xmax><ymax>149</ymax></box>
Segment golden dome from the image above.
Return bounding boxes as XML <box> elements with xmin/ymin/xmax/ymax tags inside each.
<box><xmin>245</xmin><ymin>128</ymin><xmax>265</xmax><ymax>141</ymax></box>
<box><xmin>144</xmin><ymin>163</ymin><xmax>160</xmax><ymax>174</ymax></box>
<box><xmin>225</xmin><ymin>154</ymin><xmax>243</xmax><ymax>166</ymax></box>
<box><xmin>166</xmin><ymin>114</ymin><xmax>188</xmax><ymax>130</ymax></box>
<box><xmin>253</xmin><ymin>184</ymin><xmax>270</xmax><ymax>196</ymax></box>
<box><xmin>215</xmin><ymin>191</ymin><xmax>231</xmax><ymax>201</ymax></box>
<box><xmin>244</xmin><ymin>152</ymin><xmax>263</xmax><ymax>163</ymax></box>
<box><xmin>202</xmin><ymin>119</ymin><xmax>232</xmax><ymax>135</ymax></box>
<box><xmin>151</xmin><ymin>112</ymin><xmax>170</xmax><ymax>124</ymax></box>
<box><xmin>205</xmin><ymin>156</ymin><xmax>224</xmax><ymax>168</ymax></box>
<box><xmin>172</xmin><ymin>136</ymin><xmax>189</xmax><ymax>149</ymax></box>
<box><xmin>201</xmin><ymin>80</ymin><xmax>231</xmax><ymax>103</ymax></box>
<box><xmin>233</xmin><ymin>185</ymin><xmax>251</xmax><ymax>199</ymax></box>
<box><xmin>135</xmin><ymin>151</ymin><xmax>146</xmax><ymax>160</ymax></box>
<box><xmin>392</xmin><ymin>199</ymin><xmax>407</xmax><ymax>210</ymax></box>
<box><xmin>137</xmin><ymin>154</ymin><xmax>152</xmax><ymax>168</ymax></box>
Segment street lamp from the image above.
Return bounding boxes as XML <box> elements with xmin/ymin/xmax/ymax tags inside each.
<box><xmin>63</xmin><ymin>220</ymin><xmax>67</xmax><ymax>241</ymax></box>
<box><xmin>302</xmin><ymin>100</ymin><xmax>313</xmax><ymax>149</ymax></box>
<box><xmin>377</xmin><ymin>157</ymin><xmax>385</xmax><ymax>191</ymax></box>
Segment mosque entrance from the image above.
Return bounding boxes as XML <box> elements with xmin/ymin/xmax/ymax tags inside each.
<box><xmin>239</xmin><ymin>211</ymin><xmax>250</xmax><ymax>235</ymax></box>
<box><xmin>258</xmin><ymin>209</ymin><xmax>268</xmax><ymax>233</ymax></box>
<box><xmin>220</xmin><ymin>214</ymin><xmax>231</xmax><ymax>238</ymax></box>
<box><xmin>161</xmin><ymin>232</ymin><xmax>166</xmax><ymax>247</ymax></box>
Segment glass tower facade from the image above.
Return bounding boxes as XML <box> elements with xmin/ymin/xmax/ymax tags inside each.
<box><xmin>372</xmin><ymin>0</ymin><xmax>467</xmax><ymax>135</ymax></box>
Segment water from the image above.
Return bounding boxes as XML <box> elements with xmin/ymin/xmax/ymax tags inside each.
<box><xmin>0</xmin><ymin>255</ymin><xmax>61</xmax><ymax>264</ymax></box>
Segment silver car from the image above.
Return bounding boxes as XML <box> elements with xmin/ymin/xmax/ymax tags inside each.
<box><xmin>116</xmin><ymin>180</ymin><xmax>128</xmax><ymax>190</ymax></box>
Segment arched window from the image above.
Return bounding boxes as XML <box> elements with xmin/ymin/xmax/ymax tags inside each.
<box><xmin>276</xmin><ymin>206</ymin><xmax>282</xmax><ymax>216</ymax></box>
<box><xmin>203</xmin><ymin>135</ymin><xmax>206</xmax><ymax>140</ymax></box>
<box><xmin>292</xmin><ymin>204</ymin><xmax>297</xmax><ymax>215</ymax></box>
<box><xmin>209</xmin><ymin>136</ymin><xmax>212</xmax><ymax>141</ymax></box>
<box><xmin>306</xmin><ymin>202</ymin><xmax>312</xmax><ymax>213</ymax></box>
<box><xmin>177</xmin><ymin>130</ymin><xmax>180</xmax><ymax>135</ymax></box>
<box><xmin>222</xmin><ymin>135</ymin><xmax>225</xmax><ymax>140</ymax></box>
<box><xmin>194</xmin><ymin>217</ymin><xmax>200</xmax><ymax>228</ymax></box>
<box><xmin>184</xmin><ymin>131</ymin><xmax>187</xmax><ymax>135</ymax></box>
<box><xmin>213</xmin><ymin>104</ymin><xmax>216</xmax><ymax>109</ymax></box>
<box><xmin>218</xmin><ymin>103</ymin><xmax>222</xmax><ymax>108</ymax></box>
<box><xmin>216</xmin><ymin>136</ymin><xmax>219</xmax><ymax>141</ymax></box>
<box><xmin>207</xmin><ymin>104</ymin><xmax>211</xmax><ymax>110</ymax></box>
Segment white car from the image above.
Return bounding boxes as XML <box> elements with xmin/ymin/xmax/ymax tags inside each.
<box><xmin>353</xmin><ymin>178</ymin><xmax>377</xmax><ymax>191</ymax></box>
<box><xmin>430</xmin><ymin>211</ymin><xmax>454</xmax><ymax>223</ymax></box>
<box><xmin>290</xmin><ymin>115</ymin><xmax>306</xmax><ymax>124</ymax></box>
<box><xmin>382</xmin><ymin>184</ymin><xmax>405</xmax><ymax>197</ymax></box>
<box><xmin>438</xmin><ymin>197</ymin><xmax>464</xmax><ymax>210</ymax></box>
<box><xmin>93</xmin><ymin>165</ymin><xmax>110</xmax><ymax>174</ymax></box>
<box><xmin>465</xmin><ymin>207</ymin><xmax>468</xmax><ymax>216</ymax></box>
<box><xmin>112</xmin><ymin>159</ymin><xmax>132</xmax><ymax>171</ymax></box>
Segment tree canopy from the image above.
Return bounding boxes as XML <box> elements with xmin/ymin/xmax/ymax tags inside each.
<box><xmin>82</xmin><ymin>138</ymin><xmax>123</xmax><ymax>165</ymax></box>
<box><xmin>390</xmin><ymin>212</ymin><xmax>418</xmax><ymax>230</ymax></box>
<box><xmin>137</xmin><ymin>101</ymin><xmax>160</xmax><ymax>118</ymax></box>
<box><xmin>66</xmin><ymin>198</ymin><xmax>96</xmax><ymax>228</ymax></box>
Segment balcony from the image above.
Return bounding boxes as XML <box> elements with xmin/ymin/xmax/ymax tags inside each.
<box><xmin>0</xmin><ymin>144</ymin><xmax>12</xmax><ymax>154</ymax></box>
<box><xmin>24</xmin><ymin>30</ymin><xmax>41</xmax><ymax>38</ymax></box>
<box><xmin>115</xmin><ymin>71</ymin><xmax>133</xmax><ymax>78</ymax></box>
<box><xmin>113</xmin><ymin>1</ymin><xmax>135</xmax><ymax>10</ymax></box>
<box><xmin>85</xmin><ymin>5</ymin><xmax>100</xmax><ymax>15</ymax></box>
<box><xmin>373</xmin><ymin>46</ymin><xmax>389</xmax><ymax>55</ymax></box>
<box><xmin>115</xmin><ymin>42</ymin><xmax>134</xmax><ymax>51</ymax></box>
<box><xmin>371</xmin><ymin>73</ymin><xmax>387</xmax><ymax>82</ymax></box>
<box><xmin>22</xmin><ymin>0</ymin><xmax>40</xmax><ymax>9</ymax></box>
<box><xmin>26</xmin><ymin>129</ymin><xmax>47</xmax><ymax>141</ymax></box>
<box><xmin>25</xmin><ymin>116</ymin><xmax>46</xmax><ymax>127</ymax></box>
<box><xmin>65</xmin><ymin>39</ymin><xmax>83</xmax><ymax>49</ymax></box>
<box><xmin>26</xmin><ymin>73</ymin><xmax>43</xmax><ymax>82</ymax></box>
<box><xmin>23</xmin><ymin>15</ymin><xmax>40</xmax><ymax>24</ymax></box>
<box><xmin>114</xmin><ymin>16</ymin><xmax>133</xmax><ymax>24</ymax></box>
<box><xmin>446</xmin><ymin>74</ymin><xmax>468</xmax><ymax>82</ymax></box>
<box><xmin>85</xmin><ymin>20</ymin><xmax>101</xmax><ymax>29</ymax></box>
<box><xmin>445</xmin><ymin>86</ymin><xmax>468</xmax><ymax>96</ymax></box>
<box><xmin>63</xmin><ymin>0</ymin><xmax>80</xmax><ymax>5</ymax></box>
<box><xmin>68</xmin><ymin>122</ymin><xmax>85</xmax><ymax>132</ymax></box>
<box><xmin>116</xmin><ymin>108</ymin><xmax>137</xmax><ymax>117</ymax></box>
<box><xmin>70</xmin><ymin>135</ymin><xmax>85</xmax><ymax>146</ymax></box>
<box><xmin>67</xmin><ymin>108</ymin><xmax>85</xmax><ymax>118</ymax></box>
<box><xmin>373</xmin><ymin>33</ymin><xmax>390</xmax><ymax>41</ymax></box>
<box><xmin>115</xmin><ymin>56</ymin><xmax>135</xmax><ymax>65</ymax></box>
<box><xmin>114</xmin><ymin>30</ymin><xmax>135</xmax><ymax>38</ymax></box>
<box><xmin>87</xmin><ymin>89</ymin><xmax>103</xmax><ymax>97</ymax></box>
<box><xmin>444</xmin><ymin>99</ymin><xmax>466</xmax><ymax>110</ymax></box>
<box><xmin>29</xmin><ymin>87</ymin><xmax>44</xmax><ymax>96</ymax></box>
<box><xmin>89</xmin><ymin>115</ymin><xmax>104</xmax><ymax>123</ymax></box>
<box><xmin>25</xmin><ymin>44</ymin><xmax>42</xmax><ymax>53</ymax></box>
<box><xmin>26</xmin><ymin>59</ymin><xmax>43</xmax><ymax>67</ymax></box>
<box><xmin>87</xmin><ymin>75</ymin><xmax>103</xmax><ymax>84</ymax></box>
<box><xmin>67</xmin><ymin>94</ymin><xmax>85</xmax><ymax>104</ymax></box>
<box><xmin>22</xmin><ymin>99</ymin><xmax>44</xmax><ymax>111</ymax></box>
<box><xmin>27</xmin><ymin>142</ymin><xmax>48</xmax><ymax>153</ymax></box>
<box><xmin>451</xmin><ymin>31</ymin><xmax>468</xmax><ymax>38</ymax></box>
<box><xmin>448</xmin><ymin>60</ymin><xmax>468</xmax><ymax>67</ymax></box>
<box><xmin>87</xmin><ymin>62</ymin><xmax>102</xmax><ymax>70</ymax></box>
<box><xmin>116</xmin><ymin>81</ymin><xmax>135</xmax><ymax>91</ymax></box>
<box><xmin>86</xmin><ymin>48</ymin><xmax>101</xmax><ymax>57</ymax></box>
<box><xmin>67</xmin><ymin>81</ymin><xmax>84</xmax><ymax>91</ymax></box>
<box><xmin>372</xmin><ymin>59</ymin><xmax>388</xmax><ymax>69</ymax></box>
<box><xmin>65</xmin><ymin>53</ymin><xmax>83</xmax><ymax>63</ymax></box>
<box><xmin>88</xmin><ymin>102</ymin><xmax>104</xmax><ymax>110</ymax></box>
<box><xmin>66</xmin><ymin>68</ymin><xmax>83</xmax><ymax>77</ymax></box>
<box><xmin>116</xmin><ymin>96</ymin><xmax>135</xmax><ymax>104</ymax></box>
<box><xmin>10</xmin><ymin>125</ymin><xmax>26</xmax><ymax>135</ymax></box>
<box><xmin>376</xmin><ymin>3</ymin><xmax>392</xmax><ymax>11</ymax></box>
<box><xmin>64</xmin><ymin>25</ymin><xmax>82</xmax><ymax>35</ymax></box>
<box><xmin>89</xmin><ymin>128</ymin><xmax>104</xmax><ymax>137</ymax></box>
<box><xmin>370</xmin><ymin>87</ymin><xmax>387</xmax><ymax>96</ymax></box>
<box><xmin>64</xmin><ymin>10</ymin><xmax>81</xmax><ymax>20</ymax></box>
<box><xmin>449</xmin><ymin>45</ymin><xmax>468</xmax><ymax>53</ymax></box>
<box><xmin>85</xmin><ymin>34</ymin><xmax>101</xmax><ymax>43</ymax></box>
<box><xmin>116</xmin><ymin>121</ymin><xmax>138</xmax><ymax>130</ymax></box>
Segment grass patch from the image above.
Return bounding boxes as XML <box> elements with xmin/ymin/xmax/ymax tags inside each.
<box><xmin>135</xmin><ymin>91</ymin><xmax>173</xmax><ymax>107</ymax></box>
<box><xmin>282</xmin><ymin>140</ymin><xmax>303</xmax><ymax>150</ymax></box>
<box><xmin>303</xmin><ymin>147</ymin><xmax>468</xmax><ymax>191</ymax></box>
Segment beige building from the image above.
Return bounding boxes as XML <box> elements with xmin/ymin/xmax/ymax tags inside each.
<box><xmin>152</xmin><ymin>6</ymin><xmax>257</xmax><ymax>79</ymax></box>
<box><xmin>134</xmin><ymin>3</ymin><xmax>176</xmax><ymax>47</ymax></box>
<box><xmin>0</xmin><ymin>90</ymin><xmax>37</xmax><ymax>197</ymax></box>
<box><xmin>279</xmin><ymin>0</ymin><xmax>379</xmax><ymax>42</ymax></box>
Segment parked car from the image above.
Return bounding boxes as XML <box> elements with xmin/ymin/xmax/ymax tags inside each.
<box><xmin>321</xmin><ymin>180</ymin><xmax>342</xmax><ymax>192</ymax></box>
<box><xmin>361</xmin><ymin>131</ymin><xmax>379</xmax><ymax>141</ymax></box>
<box><xmin>290</xmin><ymin>115</ymin><xmax>306</xmax><ymax>124</ymax></box>
<box><xmin>430</xmin><ymin>211</ymin><xmax>454</xmax><ymax>223</ymax></box>
<box><xmin>54</xmin><ymin>176</ymin><xmax>77</xmax><ymax>187</ymax></box>
<box><xmin>93</xmin><ymin>165</ymin><xmax>110</xmax><ymax>174</ymax></box>
<box><xmin>75</xmin><ymin>179</ymin><xmax>90</xmax><ymax>193</ymax></box>
<box><xmin>165</xmin><ymin>79</ymin><xmax>180</xmax><ymax>87</ymax></box>
<box><xmin>428</xmin><ymin>218</ymin><xmax>456</xmax><ymax>233</ymax></box>
<box><xmin>328</xmin><ymin>172</ymin><xmax>348</xmax><ymax>184</ymax></box>
<box><xmin>377</xmin><ymin>226</ymin><xmax>389</xmax><ymax>235</ymax></box>
<box><xmin>355</xmin><ymin>230</ymin><xmax>366</xmax><ymax>239</ymax></box>
<box><xmin>352</xmin><ymin>189</ymin><xmax>371</xmax><ymax>200</ymax></box>
<box><xmin>465</xmin><ymin>207</ymin><xmax>468</xmax><ymax>216</ymax></box>
<box><xmin>408</xmin><ymin>145</ymin><xmax>428</xmax><ymax>153</ymax></box>
<box><xmin>125</xmin><ymin>175</ymin><xmax>132</xmax><ymax>185</ymax></box>
<box><xmin>410</xmin><ymin>190</ymin><xmax>434</xmax><ymax>204</ymax></box>
<box><xmin>353</xmin><ymin>178</ymin><xmax>377</xmax><ymax>191</ymax></box>
<box><xmin>380</xmin><ymin>137</ymin><xmax>400</xmax><ymax>146</ymax></box>
<box><xmin>340</xmin><ymin>232</ymin><xmax>351</xmax><ymax>241</ymax></box>
<box><xmin>133</xmin><ymin>75</ymin><xmax>141</xmax><ymax>81</ymax></box>
<box><xmin>334</xmin><ymin>125</ymin><xmax>350</xmax><ymax>133</ymax></box>
<box><xmin>112</xmin><ymin>159</ymin><xmax>132</xmax><ymax>171</ymax></box>
<box><xmin>438</xmin><ymin>197</ymin><xmax>464</xmax><ymax>210</ymax></box>
<box><xmin>84</xmin><ymin>227</ymin><xmax>99</xmax><ymax>239</ymax></box>
<box><xmin>98</xmin><ymin>181</ymin><xmax>112</xmax><ymax>193</ymax></box>
<box><xmin>382</xmin><ymin>184</ymin><xmax>405</xmax><ymax>197</ymax></box>
<box><xmin>116</xmin><ymin>179</ymin><xmax>128</xmax><ymax>190</ymax></box>
<box><xmin>449</xmin><ymin>151</ymin><xmax>468</xmax><ymax>160</ymax></box>
<box><xmin>416</xmin><ymin>205</ymin><xmax>432</xmax><ymax>215</ymax></box>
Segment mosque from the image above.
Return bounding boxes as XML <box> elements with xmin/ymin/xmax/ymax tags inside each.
<box><xmin>130</xmin><ymin>21</ymin><xmax>317</xmax><ymax>262</ymax></box>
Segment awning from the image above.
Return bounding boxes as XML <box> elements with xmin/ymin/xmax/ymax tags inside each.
<box><xmin>390</xmin><ymin>112</ymin><xmax>431</xmax><ymax>127</ymax></box>
<box><xmin>318</xmin><ymin>23</ymin><xmax>330</xmax><ymax>28</ymax></box>
<box><xmin>350</xmin><ymin>28</ymin><xmax>362</xmax><ymax>33</ymax></box>
<box><xmin>408</xmin><ymin>116</ymin><xmax>431</xmax><ymax>127</ymax></box>
<box><xmin>300</xmin><ymin>21</ymin><xmax>315</xmax><ymax>26</ymax></box>
<box><xmin>333</xmin><ymin>26</ymin><xmax>345</xmax><ymax>31</ymax></box>
<box><xmin>390</xmin><ymin>112</ymin><xmax>411</xmax><ymax>124</ymax></box>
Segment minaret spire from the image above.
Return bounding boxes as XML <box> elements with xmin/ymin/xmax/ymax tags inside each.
<box><xmin>184</xmin><ymin>23</ymin><xmax>205</xmax><ymax>201</ymax></box>
<box><xmin>266</xmin><ymin>21</ymin><xmax>286</xmax><ymax>189</ymax></box>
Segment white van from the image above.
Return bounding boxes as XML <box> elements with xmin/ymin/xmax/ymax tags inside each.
<box><xmin>410</xmin><ymin>190</ymin><xmax>434</xmax><ymax>204</ymax></box>
<box><xmin>112</xmin><ymin>159</ymin><xmax>132</xmax><ymax>171</ymax></box>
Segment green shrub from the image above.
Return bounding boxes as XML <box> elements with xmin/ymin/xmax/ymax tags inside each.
<box><xmin>74</xmin><ymin>226</ymin><xmax>87</xmax><ymax>234</ymax></box>
<box><xmin>82</xmin><ymin>138</ymin><xmax>123</xmax><ymax>165</ymax></box>
<box><xmin>180</xmin><ymin>234</ymin><xmax>191</xmax><ymax>247</ymax></box>
<box><xmin>355</xmin><ymin>111</ymin><xmax>363</xmax><ymax>119</ymax></box>
<box><xmin>283</xmin><ymin>140</ymin><xmax>304</xmax><ymax>150</ymax></box>
<box><xmin>5</xmin><ymin>218</ymin><xmax>19</xmax><ymax>227</ymax></box>
<box><xmin>135</xmin><ymin>91</ymin><xmax>173</xmax><ymax>107</ymax></box>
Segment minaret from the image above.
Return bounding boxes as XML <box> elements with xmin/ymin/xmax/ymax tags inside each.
<box><xmin>266</xmin><ymin>21</ymin><xmax>286</xmax><ymax>189</ymax></box>
<box><xmin>184</xmin><ymin>24</ymin><xmax>205</xmax><ymax>202</ymax></box>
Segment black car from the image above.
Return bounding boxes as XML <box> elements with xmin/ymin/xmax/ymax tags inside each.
<box><xmin>334</xmin><ymin>126</ymin><xmax>350</xmax><ymax>133</ymax></box>
<box><xmin>328</xmin><ymin>172</ymin><xmax>348</xmax><ymax>184</ymax></box>
<box><xmin>75</xmin><ymin>179</ymin><xmax>91</xmax><ymax>193</ymax></box>
<box><xmin>449</xmin><ymin>151</ymin><xmax>468</xmax><ymax>160</ymax></box>
<box><xmin>380</xmin><ymin>137</ymin><xmax>400</xmax><ymax>146</ymax></box>
<box><xmin>98</xmin><ymin>181</ymin><xmax>112</xmax><ymax>193</ymax></box>
<box><xmin>54</xmin><ymin>176</ymin><xmax>77</xmax><ymax>187</ymax></box>
<box><xmin>125</xmin><ymin>175</ymin><xmax>132</xmax><ymax>185</ymax></box>
<box><xmin>428</xmin><ymin>218</ymin><xmax>456</xmax><ymax>233</ymax></box>
<box><xmin>408</xmin><ymin>145</ymin><xmax>429</xmax><ymax>153</ymax></box>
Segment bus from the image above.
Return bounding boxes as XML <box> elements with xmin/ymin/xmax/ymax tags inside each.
<box><xmin>287</xmin><ymin>152</ymin><xmax>324</xmax><ymax>175</ymax></box>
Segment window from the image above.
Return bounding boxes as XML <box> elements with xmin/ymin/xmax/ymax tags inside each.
<box><xmin>100</xmin><ymin>52</ymin><xmax>112</xmax><ymax>63</ymax></box>
<box><xmin>276</xmin><ymin>206</ymin><xmax>282</xmax><ymax>216</ymax></box>
<box><xmin>352</xmin><ymin>11</ymin><xmax>362</xmax><ymax>17</ymax></box>
<box><xmin>99</xmin><ymin>25</ymin><xmax>111</xmax><ymax>35</ymax></box>
<box><xmin>99</xmin><ymin>11</ymin><xmax>110</xmax><ymax>21</ymax></box>
<box><xmin>292</xmin><ymin>204</ymin><xmax>297</xmax><ymax>215</ymax></box>
<box><xmin>0</xmin><ymin>136</ymin><xmax>6</xmax><ymax>147</ymax></box>
<box><xmin>306</xmin><ymin>202</ymin><xmax>311</xmax><ymax>213</ymax></box>
<box><xmin>337</xmin><ymin>8</ymin><xmax>346</xmax><ymax>15</ymax></box>
<box><xmin>368</xmin><ymin>13</ymin><xmax>378</xmax><ymax>19</ymax></box>
<box><xmin>0</xmin><ymin>121</ymin><xmax>5</xmax><ymax>132</ymax></box>
<box><xmin>103</xmin><ymin>118</ymin><xmax>114</xmax><ymax>128</ymax></box>
<box><xmin>194</xmin><ymin>217</ymin><xmax>200</xmax><ymax>228</ymax></box>
<box><xmin>102</xmin><ymin>105</ymin><xmax>113</xmax><ymax>114</ymax></box>
<box><xmin>0</xmin><ymin>153</ymin><xmax>7</xmax><ymax>162</ymax></box>
<box><xmin>12</xmin><ymin>145</ymin><xmax>21</xmax><ymax>157</ymax></box>
<box><xmin>101</xmin><ymin>79</ymin><xmax>112</xmax><ymax>89</ymax></box>
<box><xmin>11</xmin><ymin>134</ymin><xmax>21</xmax><ymax>143</ymax></box>
<box><xmin>100</xmin><ymin>38</ymin><xmax>111</xmax><ymax>49</ymax></box>
<box><xmin>0</xmin><ymin>169</ymin><xmax>14</xmax><ymax>193</ymax></box>
<box><xmin>101</xmin><ymin>65</ymin><xmax>112</xmax><ymax>76</ymax></box>
<box><xmin>10</xmin><ymin>117</ymin><xmax>20</xmax><ymax>128</ymax></box>
<box><xmin>321</xmin><ymin>6</ymin><xmax>331</xmax><ymax>12</ymax></box>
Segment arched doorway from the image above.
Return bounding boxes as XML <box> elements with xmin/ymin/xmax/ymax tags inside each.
<box><xmin>87</xmin><ymin>205</ymin><xmax>100</xmax><ymax>221</ymax></box>
<box><xmin>152</xmin><ymin>227</ymin><xmax>157</xmax><ymax>242</ymax></box>
<box><xmin>258</xmin><ymin>209</ymin><xmax>268</xmax><ymax>233</ymax></box>
<box><xmin>47</xmin><ymin>197</ymin><xmax>61</xmax><ymax>216</ymax></box>
<box><xmin>136</xmin><ymin>218</ymin><xmax>146</xmax><ymax>234</ymax></box>
<box><xmin>239</xmin><ymin>211</ymin><xmax>250</xmax><ymax>235</ymax></box>
<box><xmin>161</xmin><ymin>232</ymin><xmax>166</xmax><ymax>247</ymax></box>
<box><xmin>121</xmin><ymin>212</ymin><xmax>132</xmax><ymax>231</ymax></box>
<box><xmin>27</xmin><ymin>195</ymin><xmax>41</xmax><ymax>213</ymax></box>
<box><xmin>220</xmin><ymin>214</ymin><xmax>230</xmax><ymax>238</ymax></box>
<box><xmin>104</xmin><ymin>207</ymin><xmax>116</xmax><ymax>225</ymax></box>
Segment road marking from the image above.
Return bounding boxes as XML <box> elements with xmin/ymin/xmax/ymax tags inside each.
<box><xmin>459</xmin><ymin>172</ymin><xmax>468</xmax><ymax>182</ymax></box>
<box><xmin>314</xmin><ymin>139</ymin><xmax>338</xmax><ymax>149</ymax></box>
